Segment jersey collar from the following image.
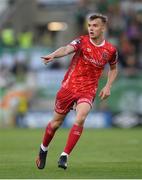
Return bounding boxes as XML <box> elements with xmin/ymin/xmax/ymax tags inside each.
<box><xmin>89</xmin><ymin>38</ymin><xmax>105</xmax><ymax>47</ymax></box>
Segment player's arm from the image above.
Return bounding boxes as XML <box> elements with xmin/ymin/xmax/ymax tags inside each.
<box><xmin>99</xmin><ymin>63</ymin><xmax>118</xmax><ymax>100</ymax></box>
<box><xmin>41</xmin><ymin>45</ymin><xmax>75</xmax><ymax>64</ymax></box>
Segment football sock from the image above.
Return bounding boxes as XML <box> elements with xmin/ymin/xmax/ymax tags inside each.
<box><xmin>61</xmin><ymin>152</ymin><xmax>69</xmax><ymax>158</ymax></box>
<box><xmin>64</xmin><ymin>124</ymin><xmax>83</xmax><ymax>155</ymax></box>
<box><xmin>40</xmin><ymin>143</ymin><xmax>48</xmax><ymax>152</ymax></box>
<box><xmin>42</xmin><ymin>122</ymin><xmax>56</xmax><ymax>148</ymax></box>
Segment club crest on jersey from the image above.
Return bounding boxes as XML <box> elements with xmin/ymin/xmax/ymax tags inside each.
<box><xmin>102</xmin><ymin>52</ymin><xmax>109</xmax><ymax>60</ymax></box>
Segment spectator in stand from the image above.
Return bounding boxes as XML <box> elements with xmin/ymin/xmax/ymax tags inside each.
<box><xmin>75</xmin><ymin>0</ymin><xmax>90</xmax><ymax>35</ymax></box>
<box><xmin>18</xmin><ymin>27</ymin><xmax>34</xmax><ymax>49</ymax></box>
<box><xmin>127</xmin><ymin>19</ymin><xmax>141</xmax><ymax>56</ymax></box>
<box><xmin>1</xmin><ymin>24</ymin><xmax>16</xmax><ymax>48</ymax></box>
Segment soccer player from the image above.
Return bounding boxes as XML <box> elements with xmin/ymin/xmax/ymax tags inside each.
<box><xmin>36</xmin><ymin>13</ymin><xmax>118</xmax><ymax>170</ymax></box>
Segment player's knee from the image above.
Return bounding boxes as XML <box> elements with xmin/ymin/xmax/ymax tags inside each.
<box><xmin>51</xmin><ymin>118</ymin><xmax>64</xmax><ymax>130</ymax></box>
<box><xmin>75</xmin><ymin>114</ymin><xmax>87</xmax><ymax>126</ymax></box>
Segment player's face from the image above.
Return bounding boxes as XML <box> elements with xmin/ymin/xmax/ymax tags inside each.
<box><xmin>88</xmin><ymin>18</ymin><xmax>105</xmax><ymax>39</ymax></box>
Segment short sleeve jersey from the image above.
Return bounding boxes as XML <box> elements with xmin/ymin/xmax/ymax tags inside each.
<box><xmin>62</xmin><ymin>35</ymin><xmax>118</xmax><ymax>96</ymax></box>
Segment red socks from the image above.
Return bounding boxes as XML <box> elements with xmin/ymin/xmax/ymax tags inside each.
<box><xmin>42</xmin><ymin>122</ymin><xmax>83</xmax><ymax>155</ymax></box>
<box><xmin>64</xmin><ymin>124</ymin><xmax>83</xmax><ymax>155</ymax></box>
<box><xmin>42</xmin><ymin>122</ymin><xmax>56</xmax><ymax>147</ymax></box>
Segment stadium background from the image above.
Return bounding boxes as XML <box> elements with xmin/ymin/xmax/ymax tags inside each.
<box><xmin>0</xmin><ymin>0</ymin><xmax>142</xmax><ymax>129</ymax></box>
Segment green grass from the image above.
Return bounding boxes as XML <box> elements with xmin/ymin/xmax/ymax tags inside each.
<box><xmin>0</xmin><ymin>128</ymin><xmax>142</xmax><ymax>179</ymax></box>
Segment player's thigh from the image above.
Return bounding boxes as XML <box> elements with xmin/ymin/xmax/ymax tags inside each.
<box><xmin>55</xmin><ymin>88</ymin><xmax>75</xmax><ymax>114</ymax></box>
<box><xmin>76</xmin><ymin>102</ymin><xmax>91</xmax><ymax>121</ymax></box>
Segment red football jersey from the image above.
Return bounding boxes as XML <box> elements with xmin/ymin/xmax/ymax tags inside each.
<box><xmin>62</xmin><ymin>35</ymin><xmax>118</xmax><ymax>97</ymax></box>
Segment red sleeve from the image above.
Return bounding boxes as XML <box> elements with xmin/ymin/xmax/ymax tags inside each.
<box><xmin>69</xmin><ymin>37</ymin><xmax>82</xmax><ymax>51</ymax></box>
<box><xmin>109</xmin><ymin>49</ymin><xmax>118</xmax><ymax>65</ymax></box>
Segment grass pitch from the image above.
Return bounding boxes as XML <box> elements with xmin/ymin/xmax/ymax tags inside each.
<box><xmin>0</xmin><ymin>128</ymin><xmax>142</xmax><ymax>179</ymax></box>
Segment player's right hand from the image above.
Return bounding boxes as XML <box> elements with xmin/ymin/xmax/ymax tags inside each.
<box><xmin>41</xmin><ymin>55</ymin><xmax>54</xmax><ymax>64</ymax></box>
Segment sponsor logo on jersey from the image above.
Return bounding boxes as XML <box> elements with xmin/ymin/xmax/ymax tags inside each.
<box><xmin>83</xmin><ymin>55</ymin><xmax>105</xmax><ymax>67</ymax></box>
<box><xmin>87</xmin><ymin>48</ymin><xmax>91</xmax><ymax>52</ymax></box>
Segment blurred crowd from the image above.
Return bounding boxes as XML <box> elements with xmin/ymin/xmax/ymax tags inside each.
<box><xmin>0</xmin><ymin>0</ymin><xmax>141</xmax><ymax>76</ymax></box>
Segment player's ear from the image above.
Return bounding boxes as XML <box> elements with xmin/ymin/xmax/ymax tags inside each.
<box><xmin>102</xmin><ymin>24</ymin><xmax>106</xmax><ymax>33</ymax></box>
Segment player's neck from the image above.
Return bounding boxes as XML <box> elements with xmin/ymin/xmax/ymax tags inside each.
<box><xmin>90</xmin><ymin>36</ymin><xmax>105</xmax><ymax>46</ymax></box>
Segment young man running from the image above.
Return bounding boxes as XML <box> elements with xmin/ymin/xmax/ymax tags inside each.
<box><xmin>36</xmin><ymin>13</ymin><xmax>118</xmax><ymax>170</ymax></box>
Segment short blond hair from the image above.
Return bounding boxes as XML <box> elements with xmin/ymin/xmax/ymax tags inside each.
<box><xmin>87</xmin><ymin>13</ymin><xmax>108</xmax><ymax>24</ymax></box>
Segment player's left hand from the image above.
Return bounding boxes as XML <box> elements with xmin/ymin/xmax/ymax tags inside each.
<box><xmin>99</xmin><ymin>85</ymin><xmax>111</xmax><ymax>100</ymax></box>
